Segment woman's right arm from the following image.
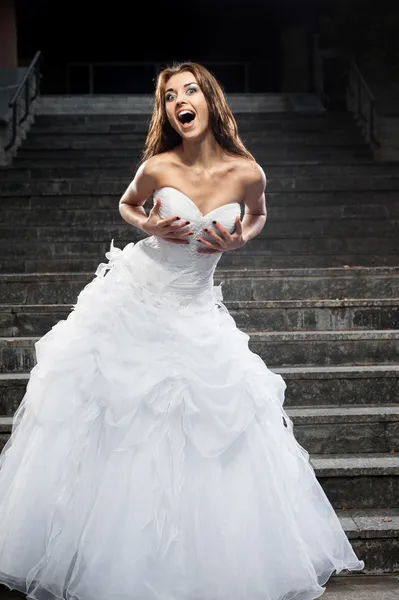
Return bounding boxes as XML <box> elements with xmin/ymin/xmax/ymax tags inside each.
<box><xmin>119</xmin><ymin>158</ymin><xmax>193</xmax><ymax>244</ymax></box>
<box><xmin>119</xmin><ymin>159</ymin><xmax>158</xmax><ymax>233</ymax></box>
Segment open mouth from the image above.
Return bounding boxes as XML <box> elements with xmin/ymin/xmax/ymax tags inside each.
<box><xmin>177</xmin><ymin>110</ymin><xmax>196</xmax><ymax>126</ymax></box>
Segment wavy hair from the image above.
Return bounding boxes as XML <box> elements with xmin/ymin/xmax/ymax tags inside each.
<box><xmin>140</xmin><ymin>62</ymin><xmax>255</xmax><ymax>163</ymax></box>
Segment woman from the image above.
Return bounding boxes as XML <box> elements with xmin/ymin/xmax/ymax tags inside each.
<box><xmin>0</xmin><ymin>62</ymin><xmax>364</xmax><ymax>600</ymax></box>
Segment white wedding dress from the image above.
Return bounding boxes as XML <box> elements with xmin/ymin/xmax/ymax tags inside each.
<box><xmin>0</xmin><ymin>186</ymin><xmax>364</xmax><ymax>600</ymax></box>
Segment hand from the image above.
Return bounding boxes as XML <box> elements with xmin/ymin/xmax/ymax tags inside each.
<box><xmin>142</xmin><ymin>197</ymin><xmax>193</xmax><ymax>244</ymax></box>
<box><xmin>197</xmin><ymin>216</ymin><xmax>247</xmax><ymax>254</ymax></box>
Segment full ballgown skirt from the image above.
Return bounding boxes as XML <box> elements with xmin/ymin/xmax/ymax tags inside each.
<box><xmin>0</xmin><ymin>187</ymin><xmax>364</xmax><ymax>600</ymax></box>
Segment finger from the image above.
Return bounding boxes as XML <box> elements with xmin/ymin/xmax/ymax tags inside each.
<box><xmin>151</xmin><ymin>197</ymin><xmax>161</xmax><ymax>213</ymax></box>
<box><xmin>234</xmin><ymin>216</ymin><xmax>243</xmax><ymax>233</ymax></box>
<box><xmin>211</xmin><ymin>220</ymin><xmax>229</xmax><ymax>240</ymax></box>
<box><xmin>158</xmin><ymin>215</ymin><xmax>183</xmax><ymax>227</ymax></box>
<box><xmin>203</xmin><ymin>227</ymin><xmax>226</xmax><ymax>243</ymax></box>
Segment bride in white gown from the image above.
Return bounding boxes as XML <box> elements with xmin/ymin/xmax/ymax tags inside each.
<box><xmin>0</xmin><ymin>62</ymin><xmax>364</xmax><ymax>600</ymax></box>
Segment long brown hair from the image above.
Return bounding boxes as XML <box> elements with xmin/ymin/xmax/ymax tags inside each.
<box><xmin>140</xmin><ymin>62</ymin><xmax>255</xmax><ymax>163</ymax></box>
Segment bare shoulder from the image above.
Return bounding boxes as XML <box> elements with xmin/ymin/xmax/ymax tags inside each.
<box><xmin>137</xmin><ymin>152</ymin><xmax>172</xmax><ymax>180</ymax></box>
<box><xmin>234</xmin><ymin>159</ymin><xmax>267</xmax><ymax>215</ymax></box>
<box><xmin>237</xmin><ymin>159</ymin><xmax>266</xmax><ymax>189</ymax></box>
<box><xmin>120</xmin><ymin>152</ymin><xmax>176</xmax><ymax>207</ymax></box>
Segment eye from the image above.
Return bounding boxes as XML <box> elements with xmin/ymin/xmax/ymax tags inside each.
<box><xmin>165</xmin><ymin>92</ymin><xmax>176</xmax><ymax>102</ymax></box>
<box><xmin>187</xmin><ymin>87</ymin><xmax>197</xmax><ymax>94</ymax></box>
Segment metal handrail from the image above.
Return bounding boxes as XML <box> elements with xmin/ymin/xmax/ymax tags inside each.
<box><xmin>66</xmin><ymin>60</ymin><xmax>254</xmax><ymax>94</ymax></box>
<box><xmin>4</xmin><ymin>50</ymin><xmax>42</xmax><ymax>152</ymax></box>
<box><xmin>347</xmin><ymin>60</ymin><xmax>380</xmax><ymax>147</ymax></box>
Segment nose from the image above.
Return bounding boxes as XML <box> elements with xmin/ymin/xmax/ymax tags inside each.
<box><xmin>176</xmin><ymin>91</ymin><xmax>186</xmax><ymax>106</ymax></box>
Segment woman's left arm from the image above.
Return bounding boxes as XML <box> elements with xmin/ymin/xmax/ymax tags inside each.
<box><xmin>239</xmin><ymin>163</ymin><xmax>267</xmax><ymax>244</ymax></box>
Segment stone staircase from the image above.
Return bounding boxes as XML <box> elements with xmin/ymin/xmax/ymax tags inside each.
<box><xmin>0</xmin><ymin>96</ymin><xmax>399</xmax><ymax>579</ymax></box>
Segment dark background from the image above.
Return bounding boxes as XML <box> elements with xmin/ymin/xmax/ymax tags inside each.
<box><xmin>14</xmin><ymin>0</ymin><xmax>399</xmax><ymax>95</ymax></box>
<box><xmin>14</xmin><ymin>0</ymin><xmax>323</xmax><ymax>94</ymax></box>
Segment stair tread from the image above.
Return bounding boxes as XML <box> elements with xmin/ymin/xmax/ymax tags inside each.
<box><xmin>250</xmin><ymin>330</ymin><xmax>399</xmax><ymax>339</ymax></box>
<box><xmin>1</xmin><ymin>330</ymin><xmax>399</xmax><ymax>343</ymax></box>
<box><xmin>1</xmin><ymin>298</ymin><xmax>399</xmax><ymax>311</ymax></box>
<box><xmin>334</xmin><ymin>508</ymin><xmax>399</xmax><ymax>538</ymax></box>
<box><xmin>310</xmin><ymin>453</ymin><xmax>399</xmax><ymax>474</ymax></box>
<box><xmin>275</xmin><ymin>365</ymin><xmax>399</xmax><ymax>375</ymax></box>
<box><xmin>286</xmin><ymin>405</ymin><xmax>399</xmax><ymax>422</ymax></box>
<box><xmin>1</xmin><ymin>266</ymin><xmax>399</xmax><ymax>280</ymax></box>
<box><xmin>2</xmin><ymin>364</ymin><xmax>399</xmax><ymax>384</ymax></box>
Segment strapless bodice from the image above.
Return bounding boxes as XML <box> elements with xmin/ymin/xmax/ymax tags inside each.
<box><xmin>155</xmin><ymin>186</ymin><xmax>242</xmax><ymax>250</ymax></box>
<box><xmin>96</xmin><ymin>187</ymin><xmax>242</xmax><ymax>309</ymax></box>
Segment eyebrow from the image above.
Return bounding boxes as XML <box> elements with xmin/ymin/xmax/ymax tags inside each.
<box><xmin>165</xmin><ymin>82</ymin><xmax>198</xmax><ymax>93</ymax></box>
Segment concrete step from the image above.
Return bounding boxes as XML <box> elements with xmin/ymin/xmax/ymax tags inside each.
<box><xmin>278</xmin><ymin>365</ymin><xmax>399</xmax><ymax>408</ymax></box>
<box><xmin>2</xmin><ymin>365</ymin><xmax>397</xmax><ymax>415</ymax></box>
<box><xmin>13</xmin><ymin>148</ymin><xmax>371</xmax><ymax>162</ymax></box>
<box><xmin>14</xmin><ymin>145</ymin><xmax>371</xmax><ymax>164</ymax></box>
<box><xmin>323</xmin><ymin>575</ymin><xmax>399</xmax><ymax>597</ymax></box>
<box><xmin>333</xmin><ymin>508</ymin><xmax>399</xmax><ymax>574</ymax></box>
<box><xmin>3</xmin><ymin>255</ymin><xmax>399</xmax><ymax>273</ymax></box>
<box><xmin>228</xmin><ymin>299</ymin><xmax>399</xmax><ymax>331</ymax></box>
<box><xmin>249</xmin><ymin>330</ymin><xmax>399</xmax><ymax>368</ymax></box>
<box><xmin>1</xmin><ymin>204</ymin><xmax>398</xmax><ymax>227</ymax></box>
<box><xmin>25</xmin><ymin>122</ymin><xmax>362</xmax><ymax>137</ymax></box>
<box><xmin>311</xmin><ymin>453</ymin><xmax>399</xmax><ymax>509</ymax></box>
<box><xmin>11</xmin><ymin>162</ymin><xmax>399</xmax><ymax>179</ymax></box>
<box><xmin>0</xmin><ymin>219</ymin><xmax>398</xmax><ymax>240</ymax></box>
<box><xmin>287</xmin><ymin>405</ymin><xmax>399</xmax><ymax>454</ymax></box>
<box><xmin>1</xmin><ymin>330</ymin><xmax>398</xmax><ymax>372</ymax></box>
<box><xmin>37</xmin><ymin>93</ymin><xmax>301</xmax><ymax>114</ymax></box>
<box><xmin>1</xmin><ymin>268</ymin><xmax>398</xmax><ymax>303</ymax></box>
<box><xmin>218</xmin><ymin>253</ymin><xmax>399</xmax><ymax>269</ymax></box>
<box><xmin>2</xmin><ymin>191</ymin><xmax>399</xmax><ymax>211</ymax></box>
<box><xmin>19</xmin><ymin>130</ymin><xmax>367</xmax><ymax>147</ymax></box>
<box><xmin>4</xmin><ymin>165</ymin><xmax>399</xmax><ymax>184</ymax></box>
<box><xmin>32</xmin><ymin>111</ymin><xmax>351</xmax><ymax>127</ymax></box>
<box><xmin>31</xmin><ymin>111</ymin><xmax>357</xmax><ymax>130</ymax></box>
<box><xmin>0</xmin><ymin>236</ymin><xmax>398</xmax><ymax>259</ymax></box>
<box><xmin>0</xmin><ymin>258</ymin><xmax>102</xmax><ymax>274</ymax></box>
<box><xmin>1</xmin><ymin>300</ymin><xmax>398</xmax><ymax>336</ymax></box>
<box><xmin>2</xmin><ymin>175</ymin><xmax>399</xmax><ymax>195</ymax></box>
<box><xmin>15</xmin><ymin>147</ymin><xmax>371</xmax><ymax>162</ymax></box>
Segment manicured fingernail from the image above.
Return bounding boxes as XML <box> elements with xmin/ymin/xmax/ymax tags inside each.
<box><xmin>212</xmin><ymin>220</ymin><xmax>216</xmax><ymax>224</ymax></box>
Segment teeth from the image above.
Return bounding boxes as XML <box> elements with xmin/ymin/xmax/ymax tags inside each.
<box><xmin>178</xmin><ymin>110</ymin><xmax>194</xmax><ymax>117</ymax></box>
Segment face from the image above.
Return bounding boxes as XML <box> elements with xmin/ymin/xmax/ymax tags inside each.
<box><xmin>164</xmin><ymin>71</ymin><xmax>209</xmax><ymax>139</ymax></box>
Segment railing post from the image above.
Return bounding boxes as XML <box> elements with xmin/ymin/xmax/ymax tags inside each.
<box><xmin>20</xmin><ymin>75</ymin><xmax>30</xmax><ymax>124</ymax></box>
<box><xmin>4</xmin><ymin>51</ymin><xmax>42</xmax><ymax>152</ymax></box>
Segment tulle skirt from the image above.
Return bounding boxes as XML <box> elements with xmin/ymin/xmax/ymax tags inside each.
<box><xmin>0</xmin><ymin>240</ymin><xmax>365</xmax><ymax>600</ymax></box>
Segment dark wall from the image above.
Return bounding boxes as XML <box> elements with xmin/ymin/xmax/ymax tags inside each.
<box><xmin>15</xmin><ymin>0</ymin><xmax>322</xmax><ymax>93</ymax></box>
